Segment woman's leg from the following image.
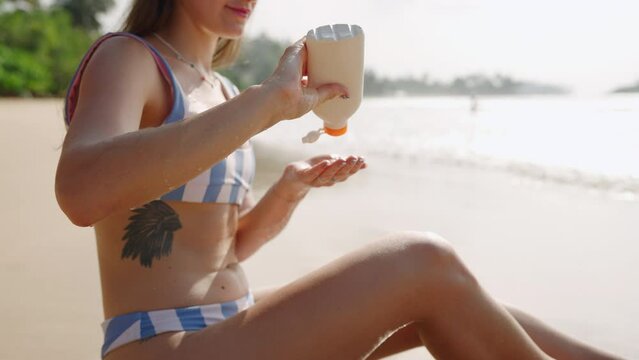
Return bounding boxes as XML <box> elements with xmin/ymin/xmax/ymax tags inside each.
<box><xmin>365</xmin><ymin>322</ymin><xmax>425</xmax><ymax>359</ymax></box>
<box><xmin>110</xmin><ymin>231</ymin><xmax>549</xmax><ymax>360</ymax></box>
<box><xmin>251</xmin><ymin>262</ymin><xmax>622</xmax><ymax>360</ymax></box>
<box><xmin>365</xmin><ymin>307</ymin><xmax>622</xmax><ymax>360</ymax></box>
<box><xmin>251</xmin><ymin>289</ymin><xmax>426</xmax><ymax>358</ymax></box>
<box><xmin>257</xmin><ymin>290</ymin><xmax>621</xmax><ymax>360</ymax></box>
<box><xmin>503</xmin><ymin>306</ymin><xmax>622</xmax><ymax>360</ymax></box>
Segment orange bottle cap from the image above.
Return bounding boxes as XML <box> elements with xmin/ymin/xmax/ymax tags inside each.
<box><xmin>324</xmin><ymin>126</ymin><xmax>348</xmax><ymax>136</ymax></box>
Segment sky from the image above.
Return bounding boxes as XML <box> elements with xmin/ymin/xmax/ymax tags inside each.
<box><xmin>101</xmin><ymin>0</ymin><xmax>639</xmax><ymax>95</ymax></box>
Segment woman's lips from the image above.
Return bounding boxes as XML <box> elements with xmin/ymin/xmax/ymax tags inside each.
<box><xmin>226</xmin><ymin>5</ymin><xmax>251</xmax><ymax>18</ymax></box>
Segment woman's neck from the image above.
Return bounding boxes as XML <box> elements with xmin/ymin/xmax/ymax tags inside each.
<box><xmin>157</xmin><ymin>6</ymin><xmax>219</xmax><ymax>71</ymax></box>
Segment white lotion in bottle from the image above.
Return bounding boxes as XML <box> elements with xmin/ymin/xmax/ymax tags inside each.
<box><xmin>303</xmin><ymin>24</ymin><xmax>365</xmax><ymax>143</ymax></box>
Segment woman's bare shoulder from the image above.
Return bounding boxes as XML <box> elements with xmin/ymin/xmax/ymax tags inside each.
<box><xmin>82</xmin><ymin>35</ymin><xmax>161</xmax><ymax>89</ymax></box>
<box><xmin>65</xmin><ymin>35</ymin><xmax>167</xmax><ymax>146</ymax></box>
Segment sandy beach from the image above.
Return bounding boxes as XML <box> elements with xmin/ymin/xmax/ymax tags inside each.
<box><xmin>1</xmin><ymin>99</ymin><xmax>637</xmax><ymax>359</ymax></box>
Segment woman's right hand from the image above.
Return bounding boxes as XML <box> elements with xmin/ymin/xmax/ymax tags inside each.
<box><xmin>263</xmin><ymin>38</ymin><xmax>349</xmax><ymax>121</ymax></box>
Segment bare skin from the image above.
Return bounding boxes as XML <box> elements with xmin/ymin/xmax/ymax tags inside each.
<box><xmin>55</xmin><ymin>0</ymin><xmax>622</xmax><ymax>359</ymax></box>
<box><xmin>251</xmin><ymin>288</ymin><xmax>620</xmax><ymax>360</ymax></box>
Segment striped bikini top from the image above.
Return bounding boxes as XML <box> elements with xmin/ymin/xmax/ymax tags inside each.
<box><xmin>64</xmin><ymin>32</ymin><xmax>255</xmax><ymax>205</ymax></box>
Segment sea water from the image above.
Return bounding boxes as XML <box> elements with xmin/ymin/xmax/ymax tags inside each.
<box><xmin>256</xmin><ymin>93</ymin><xmax>639</xmax><ymax>197</ymax></box>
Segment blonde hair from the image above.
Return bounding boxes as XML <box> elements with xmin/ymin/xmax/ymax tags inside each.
<box><xmin>121</xmin><ymin>0</ymin><xmax>242</xmax><ymax>68</ymax></box>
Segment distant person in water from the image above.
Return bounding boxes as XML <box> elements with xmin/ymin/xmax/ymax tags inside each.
<box><xmin>471</xmin><ymin>93</ymin><xmax>479</xmax><ymax>113</ymax></box>
<box><xmin>55</xmin><ymin>0</ymin><xmax>622</xmax><ymax>358</ymax></box>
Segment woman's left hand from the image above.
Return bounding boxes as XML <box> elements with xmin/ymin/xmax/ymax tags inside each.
<box><xmin>276</xmin><ymin>154</ymin><xmax>367</xmax><ymax>201</ymax></box>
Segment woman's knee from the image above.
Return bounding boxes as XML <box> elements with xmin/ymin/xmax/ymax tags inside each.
<box><xmin>379</xmin><ymin>231</ymin><xmax>478</xmax><ymax>293</ymax></box>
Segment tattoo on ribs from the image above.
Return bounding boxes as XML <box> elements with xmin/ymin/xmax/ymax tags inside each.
<box><xmin>121</xmin><ymin>200</ymin><xmax>182</xmax><ymax>267</ymax></box>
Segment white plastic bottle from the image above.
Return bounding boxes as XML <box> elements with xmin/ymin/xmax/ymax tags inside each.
<box><xmin>303</xmin><ymin>24</ymin><xmax>365</xmax><ymax>143</ymax></box>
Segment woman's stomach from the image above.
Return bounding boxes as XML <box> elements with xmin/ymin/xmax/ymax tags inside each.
<box><xmin>94</xmin><ymin>201</ymin><xmax>250</xmax><ymax>319</ymax></box>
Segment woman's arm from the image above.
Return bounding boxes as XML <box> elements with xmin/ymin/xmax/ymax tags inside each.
<box><xmin>55</xmin><ymin>38</ymin><xmax>346</xmax><ymax>226</ymax></box>
<box><xmin>235</xmin><ymin>155</ymin><xmax>366</xmax><ymax>262</ymax></box>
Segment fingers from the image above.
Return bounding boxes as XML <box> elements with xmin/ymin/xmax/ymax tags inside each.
<box><xmin>271</xmin><ymin>37</ymin><xmax>350</xmax><ymax>119</ymax></box>
<box><xmin>315</xmin><ymin>159</ymin><xmax>347</xmax><ymax>186</ymax></box>
<box><xmin>295</xmin><ymin>160</ymin><xmax>330</xmax><ymax>184</ymax></box>
<box><xmin>277</xmin><ymin>37</ymin><xmax>307</xmax><ymax>79</ymax></box>
<box><xmin>301</xmin><ymin>83</ymin><xmax>348</xmax><ymax>112</ymax></box>
<box><xmin>315</xmin><ymin>83</ymin><xmax>349</xmax><ymax>105</ymax></box>
<box><xmin>332</xmin><ymin>156</ymin><xmax>365</xmax><ymax>181</ymax></box>
<box><xmin>308</xmin><ymin>154</ymin><xmax>338</xmax><ymax>165</ymax></box>
<box><xmin>311</xmin><ymin>156</ymin><xmax>367</xmax><ymax>187</ymax></box>
<box><xmin>282</xmin><ymin>37</ymin><xmax>306</xmax><ymax>61</ymax></box>
<box><xmin>301</xmin><ymin>40</ymin><xmax>309</xmax><ymax>76</ymax></box>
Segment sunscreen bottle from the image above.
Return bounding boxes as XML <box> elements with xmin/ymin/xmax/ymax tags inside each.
<box><xmin>303</xmin><ymin>24</ymin><xmax>365</xmax><ymax>143</ymax></box>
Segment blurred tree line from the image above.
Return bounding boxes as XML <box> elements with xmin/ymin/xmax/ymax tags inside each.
<box><xmin>225</xmin><ymin>37</ymin><xmax>569</xmax><ymax>96</ymax></box>
<box><xmin>612</xmin><ymin>80</ymin><xmax>639</xmax><ymax>93</ymax></box>
<box><xmin>226</xmin><ymin>37</ymin><xmax>569</xmax><ymax>96</ymax></box>
<box><xmin>0</xmin><ymin>0</ymin><xmax>112</xmax><ymax>96</ymax></box>
<box><xmin>364</xmin><ymin>71</ymin><xmax>568</xmax><ymax>96</ymax></box>
<box><xmin>220</xmin><ymin>34</ymin><xmax>287</xmax><ymax>91</ymax></box>
<box><xmin>0</xmin><ymin>0</ymin><xmax>573</xmax><ymax>98</ymax></box>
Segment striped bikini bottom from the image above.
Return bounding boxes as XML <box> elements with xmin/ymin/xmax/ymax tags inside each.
<box><xmin>101</xmin><ymin>292</ymin><xmax>254</xmax><ymax>358</ymax></box>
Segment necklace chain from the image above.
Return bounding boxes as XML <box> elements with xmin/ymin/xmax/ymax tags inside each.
<box><xmin>153</xmin><ymin>32</ymin><xmax>218</xmax><ymax>89</ymax></box>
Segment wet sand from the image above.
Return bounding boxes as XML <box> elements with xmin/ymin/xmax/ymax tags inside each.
<box><xmin>1</xmin><ymin>99</ymin><xmax>637</xmax><ymax>359</ymax></box>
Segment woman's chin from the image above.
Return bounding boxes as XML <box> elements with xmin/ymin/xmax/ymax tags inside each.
<box><xmin>225</xmin><ymin>31</ymin><xmax>244</xmax><ymax>40</ymax></box>
<box><xmin>213</xmin><ymin>25</ymin><xmax>245</xmax><ymax>40</ymax></box>
<box><xmin>228</xmin><ymin>24</ymin><xmax>248</xmax><ymax>38</ymax></box>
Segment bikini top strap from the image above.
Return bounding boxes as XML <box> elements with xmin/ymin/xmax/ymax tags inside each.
<box><xmin>64</xmin><ymin>32</ymin><xmax>181</xmax><ymax>126</ymax></box>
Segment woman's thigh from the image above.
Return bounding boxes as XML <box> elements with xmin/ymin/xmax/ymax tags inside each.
<box><xmin>109</xmin><ymin>232</ymin><xmax>457</xmax><ymax>360</ymax></box>
<box><xmin>253</xmin><ymin>286</ymin><xmax>424</xmax><ymax>359</ymax></box>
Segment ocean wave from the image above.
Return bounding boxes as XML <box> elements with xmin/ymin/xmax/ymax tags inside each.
<box><xmin>252</xmin><ymin>95</ymin><xmax>639</xmax><ymax>200</ymax></box>
<box><xmin>424</xmin><ymin>149</ymin><xmax>639</xmax><ymax>196</ymax></box>
<box><xmin>253</xmin><ymin>138</ymin><xmax>639</xmax><ymax>199</ymax></box>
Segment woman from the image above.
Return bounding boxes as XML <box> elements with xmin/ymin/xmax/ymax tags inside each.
<box><xmin>55</xmin><ymin>0</ymin><xmax>620</xmax><ymax>359</ymax></box>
